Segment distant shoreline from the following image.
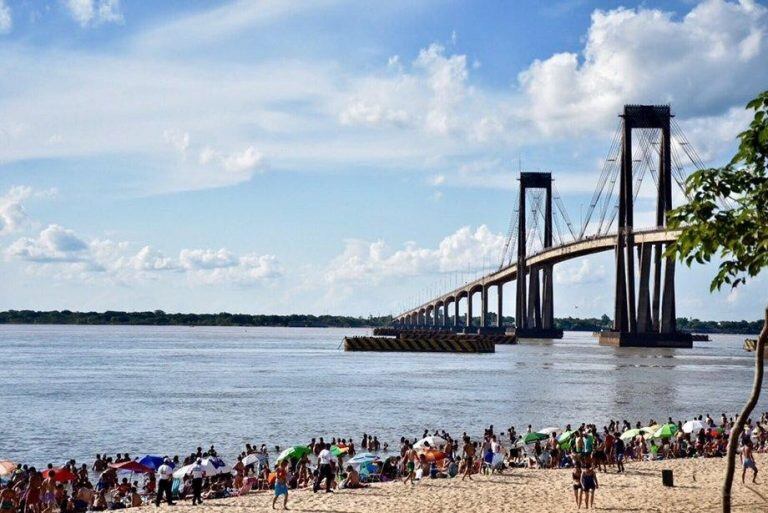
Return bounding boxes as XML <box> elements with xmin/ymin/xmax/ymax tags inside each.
<box><xmin>0</xmin><ymin>310</ymin><xmax>761</xmax><ymax>334</ymax></box>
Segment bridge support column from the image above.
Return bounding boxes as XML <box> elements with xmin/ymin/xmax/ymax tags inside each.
<box><xmin>496</xmin><ymin>283</ymin><xmax>503</xmax><ymax>328</ymax></box>
<box><xmin>481</xmin><ymin>285</ymin><xmax>488</xmax><ymax>328</ymax></box>
<box><xmin>542</xmin><ymin>266</ymin><xmax>553</xmax><ymax>330</ymax></box>
<box><xmin>454</xmin><ymin>298</ymin><xmax>460</xmax><ymax>328</ymax></box>
<box><xmin>600</xmin><ymin>104</ymin><xmax>690</xmax><ymax>348</ymax></box>
<box><xmin>466</xmin><ymin>293</ymin><xmax>473</xmax><ymax>328</ymax></box>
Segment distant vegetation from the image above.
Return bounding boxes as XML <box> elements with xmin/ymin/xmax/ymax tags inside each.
<box><xmin>0</xmin><ymin>310</ymin><xmax>762</xmax><ymax>334</ymax></box>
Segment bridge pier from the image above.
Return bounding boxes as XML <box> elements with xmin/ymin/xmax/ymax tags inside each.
<box><xmin>515</xmin><ymin>173</ymin><xmax>563</xmax><ymax>339</ymax></box>
<box><xmin>599</xmin><ymin>105</ymin><xmax>691</xmax><ymax>348</ymax></box>
<box><xmin>496</xmin><ymin>282</ymin><xmax>504</xmax><ymax>328</ymax></box>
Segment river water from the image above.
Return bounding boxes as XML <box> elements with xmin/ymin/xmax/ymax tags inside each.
<box><xmin>0</xmin><ymin>325</ymin><xmax>761</xmax><ymax>466</ymax></box>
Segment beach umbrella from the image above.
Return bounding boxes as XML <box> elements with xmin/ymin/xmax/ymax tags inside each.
<box><xmin>241</xmin><ymin>454</ymin><xmax>260</xmax><ymax>466</ymax></box>
<box><xmin>347</xmin><ymin>453</ymin><xmax>377</xmax><ymax>467</ymax></box>
<box><xmin>652</xmin><ymin>423</ymin><xmax>679</xmax><ymax>439</ymax></box>
<box><xmin>330</xmin><ymin>445</ymin><xmax>349</xmax><ymax>457</ymax></box>
<box><xmin>137</xmin><ymin>455</ymin><xmax>167</xmax><ymax>471</ymax></box>
<box><xmin>47</xmin><ymin>468</ymin><xmax>77</xmax><ymax>482</ymax></box>
<box><xmin>413</xmin><ymin>436</ymin><xmax>447</xmax><ymax>450</ymax></box>
<box><xmin>538</xmin><ymin>427</ymin><xmax>562</xmax><ymax>436</ymax></box>
<box><xmin>523</xmin><ymin>432</ymin><xmax>549</xmax><ymax>444</ymax></box>
<box><xmin>172</xmin><ymin>457</ymin><xmax>231</xmax><ymax>479</ymax></box>
<box><xmin>276</xmin><ymin>446</ymin><xmax>311</xmax><ymax>463</ymax></box>
<box><xmin>0</xmin><ymin>461</ymin><xmax>16</xmax><ymax>477</ymax></box>
<box><xmin>109</xmin><ymin>461</ymin><xmax>153</xmax><ymax>474</ymax></box>
<box><xmin>682</xmin><ymin>420</ymin><xmax>707</xmax><ymax>434</ymax></box>
<box><xmin>620</xmin><ymin>429</ymin><xmax>642</xmax><ymax>441</ymax></box>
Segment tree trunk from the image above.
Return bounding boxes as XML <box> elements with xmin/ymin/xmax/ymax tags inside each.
<box><xmin>722</xmin><ymin>305</ymin><xmax>768</xmax><ymax>513</ymax></box>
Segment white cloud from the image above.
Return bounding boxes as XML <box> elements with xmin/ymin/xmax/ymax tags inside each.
<box><xmin>222</xmin><ymin>146</ymin><xmax>265</xmax><ymax>174</ymax></box>
<box><xmin>7</xmin><ymin>224</ymin><xmax>89</xmax><ymax>263</ymax></box>
<box><xmin>518</xmin><ymin>0</ymin><xmax>768</xmax><ymax>136</ymax></box>
<box><xmin>65</xmin><ymin>0</ymin><xmax>123</xmax><ymax>27</ymax></box>
<box><xmin>163</xmin><ymin>129</ymin><xmax>190</xmax><ymax>156</ymax></box>
<box><xmin>0</xmin><ymin>0</ymin><xmax>11</xmax><ymax>34</ymax></box>
<box><xmin>555</xmin><ymin>258</ymin><xmax>606</xmax><ymax>285</ymax></box>
<box><xmin>325</xmin><ymin>225</ymin><xmax>505</xmax><ymax>284</ymax></box>
<box><xmin>6</xmin><ymin>226</ymin><xmax>281</xmax><ymax>286</ymax></box>
<box><xmin>0</xmin><ymin>186</ymin><xmax>58</xmax><ymax>235</ymax></box>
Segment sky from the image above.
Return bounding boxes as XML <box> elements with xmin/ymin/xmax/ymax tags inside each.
<box><xmin>0</xmin><ymin>0</ymin><xmax>766</xmax><ymax>320</ymax></box>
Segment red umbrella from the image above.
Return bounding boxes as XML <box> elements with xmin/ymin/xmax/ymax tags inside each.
<box><xmin>108</xmin><ymin>461</ymin><xmax>153</xmax><ymax>474</ymax></box>
<box><xmin>420</xmin><ymin>450</ymin><xmax>447</xmax><ymax>462</ymax></box>
<box><xmin>46</xmin><ymin>468</ymin><xmax>77</xmax><ymax>482</ymax></box>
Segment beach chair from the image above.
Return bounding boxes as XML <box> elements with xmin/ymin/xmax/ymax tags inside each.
<box><xmin>358</xmin><ymin>464</ymin><xmax>381</xmax><ymax>483</ymax></box>
<box><xmin>171</xmin><ymin>478</ymin><xmax>181</xmax><ymax>499</ymax></box>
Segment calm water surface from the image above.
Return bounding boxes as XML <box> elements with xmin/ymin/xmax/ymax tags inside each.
<box><xmin>0</xmin><ymin>325</ymin><xmax>762</xmax><ymax>465</ymax></box>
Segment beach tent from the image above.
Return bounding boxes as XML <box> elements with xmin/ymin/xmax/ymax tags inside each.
<box><xmin>413</xmin><ymin>436</ymin><xmax>447</xmax><ymax>450</ymax></box>
<box><xmin>241</xmin><ymin>453</ymin><xmax>260</xmax><ymax>466</ymax></box>
<box><xmin>682</xmin><ymin>420</ymin><xmax>707</xmax><ymax>434</ymax></box>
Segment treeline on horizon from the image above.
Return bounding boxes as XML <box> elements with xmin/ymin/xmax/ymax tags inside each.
<box><xmin>0</xmin><ymin>310</ymin><xmax>762</xmax><ymax>334</ymax></box>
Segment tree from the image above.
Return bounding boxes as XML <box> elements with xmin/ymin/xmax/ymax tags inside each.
<box><xmin>666</xmin><ymin>90</ymin><xmax>768</xmax><ymax>513</ymax></box>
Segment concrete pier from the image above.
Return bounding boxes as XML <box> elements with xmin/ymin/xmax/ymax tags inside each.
<box><xmin>598</xmin><ymin>331</ymin><xmax>692</xmax><ymax>348</ymax></box>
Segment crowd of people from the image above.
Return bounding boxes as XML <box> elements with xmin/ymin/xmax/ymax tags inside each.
<box><xmin>2</xmin><ymin>413</ymin><xmax>766</xmax><ymax>512</ymax></box>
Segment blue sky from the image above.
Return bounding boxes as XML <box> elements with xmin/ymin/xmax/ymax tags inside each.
<box><xmin>0</xmin><ymin>0</ymin><xmax>766</xmax><ymax>319</ymax></box>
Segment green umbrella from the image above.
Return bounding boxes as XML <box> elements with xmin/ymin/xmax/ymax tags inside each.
<box><xmin>276</xmin><ymin>445</ymin><xmax>311</xmax><ymax>462</ymax></box>
<box><xmin>523</xmin><ymin>432</ymin><xmax>549</xmax><ymax>444</ymax></box>
<box><xmin>619</xmin><ymin>429</ymin><xmax>642</xmax><ymax>441</ymax></box>
<box><xmin>557</xmin><ymin>430</ymin><xmax>575</xmax><ymax>449</ymax></box>
<box><xmin>652</xmin><ymin>423</ymin><xmax>679</xmax><ymax>439</ymax></box>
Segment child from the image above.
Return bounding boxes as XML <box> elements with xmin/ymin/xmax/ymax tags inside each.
<box><xmin>272</xmin><ymin>461</ymin><xmax>289</xmax><ymax>510</ymax></box>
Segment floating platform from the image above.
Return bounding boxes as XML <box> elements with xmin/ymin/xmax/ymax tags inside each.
<box><xmin>691</xmin><ymin>333</ymin><xmax>710</xmax><ymax>341</ymax></box>
<box><xmin>598</xmin><ymin>331</ymin><xmax>693</xmax><ymax>348</ymax></box>
<box><xmin>343</xmin><ymin>334</ymin><xmax>501</xmax><ymax>353</ymax></box>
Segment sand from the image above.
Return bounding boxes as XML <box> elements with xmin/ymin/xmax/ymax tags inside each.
<box><xmin>142</xmin><ymin>454</ymin><xmax>768</xmax><ymax>512</ymax></box>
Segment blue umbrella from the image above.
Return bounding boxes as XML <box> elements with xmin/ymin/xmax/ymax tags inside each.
<box><xmin>138</xmin><ymin>455</ymin><xmax>168</xmax><ymax>471</ymax></box>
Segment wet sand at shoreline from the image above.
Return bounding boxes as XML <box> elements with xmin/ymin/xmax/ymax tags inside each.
<box><xmin>138</xmin><ymin>454</ymin><xmax>768</xmax><ymax>512</ymax></box>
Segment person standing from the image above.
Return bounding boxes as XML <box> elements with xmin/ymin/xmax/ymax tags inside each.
<box><xmin>580</xmin><ymin>463</ymin><xmax>599</xmax><ymax>509</ymax></box>
<box><xmin>741</xmin><ymin>441</ymin><xmax>759</xmax><ymax>484</ymax></box>
<box><xmin>154</xmin><ymin>459</ymin><xmax>175</xmax><ymax>507</ymax></box>
<box><xmin>272</xmin><ymin>460</ymin><xmax>289</xmax><ymax>510</ymax></box>
<box><xmin>402</xmin><ymin>443</ymin><xmax>417</xmax><ymax>485</ymax></box>
<box><xmin>461</xmin><ymin>436</ymin><xmax>475</xmax><ymax>481</ymax></box>
<box><xmin>313</xmin><ymin>444</ymin><xmax>333</xmax><ymax>493</ymax></box>
<box><xmin>188</xmin><ymin>459</ymin><xmax>206</xmax><ymax>506</ymax></box>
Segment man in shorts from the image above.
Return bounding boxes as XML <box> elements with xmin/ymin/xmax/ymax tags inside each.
<box><xmin>741</xmin><ymin>441</ymin><xmax>758</xmax><ymax>484</ymax></box>
<box><xmin>272</xmin><ymin>460</ymin><xmax>289</xmax><ymax>510</ymax></box>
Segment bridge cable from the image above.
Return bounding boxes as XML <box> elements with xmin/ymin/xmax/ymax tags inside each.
<box><xmin>552</xmin><ymin>182</ymin><xmax>577</xmax><ymax>241</ymax></box>
<box><xmin>578</xmin><ymin>120</ymin><xmax>623</xmax><ymax>239</ymax></box>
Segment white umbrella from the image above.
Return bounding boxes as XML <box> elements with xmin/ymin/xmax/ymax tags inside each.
<box><xmin>538</xmin><ymin>427</ymin><xmax>562</xmax><ymax>436</ymax></box>
<box><xmin>172</xmin><ymin>457</ymin><xmax>231</xmax><ymax>479</ymax></box>
<box><xmin>413</xmin><ymin>436</ymin><xmax>447</xmax><ymax>450</ymax></box>
<box><xmin>241</xmin><ymin>454</ymin><xmax>260</xmax><ymax>466</ymax></box>
<box><xmin>682</xmin><ymin>420</ymin><xmax>707</xmax><ymax>434</ymax></box>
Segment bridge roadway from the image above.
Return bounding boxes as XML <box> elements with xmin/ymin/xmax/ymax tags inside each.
<box><xmin>395</xmin><ymin>227</ymin><xmax>678</xmax><ymax>326</ymax></box>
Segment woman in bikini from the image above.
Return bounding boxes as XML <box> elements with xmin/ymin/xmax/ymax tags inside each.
<box><xmin>571</xmin><ymin>462</ymin><xmax>583</xmax><ymax>509</ymax></box>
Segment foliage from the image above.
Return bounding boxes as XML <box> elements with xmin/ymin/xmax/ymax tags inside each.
<box><xmin>667</xmin><ymin>90</ymin><xmax>768</xmax><ymax>291</ymax></box>
<box><xmin>0</xmin><ymin>310</ymin><xmax>393</xmax><ymax>328</ymax></box>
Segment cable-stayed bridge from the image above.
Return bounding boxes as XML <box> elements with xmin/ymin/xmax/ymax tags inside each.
<box><xmin>391</xmin><ymin>104</ymin><xmax>710</xmax><ymax>347</ymax></box>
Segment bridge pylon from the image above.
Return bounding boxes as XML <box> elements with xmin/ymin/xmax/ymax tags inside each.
<box><xmin>515</xmin><ymin>172</ymin><xmax>563</xmax><ymax>339</ymax></box>
<box><xmin>599</xmin><ymin>105</ymin><xmax>692</xmax><ymax>347</ymax></box>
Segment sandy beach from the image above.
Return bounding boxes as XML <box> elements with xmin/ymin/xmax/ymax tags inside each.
<box><xmin>135</xmin><ymin>454</ymin><xmax>768</xmax><ymax>513</ymax></box>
